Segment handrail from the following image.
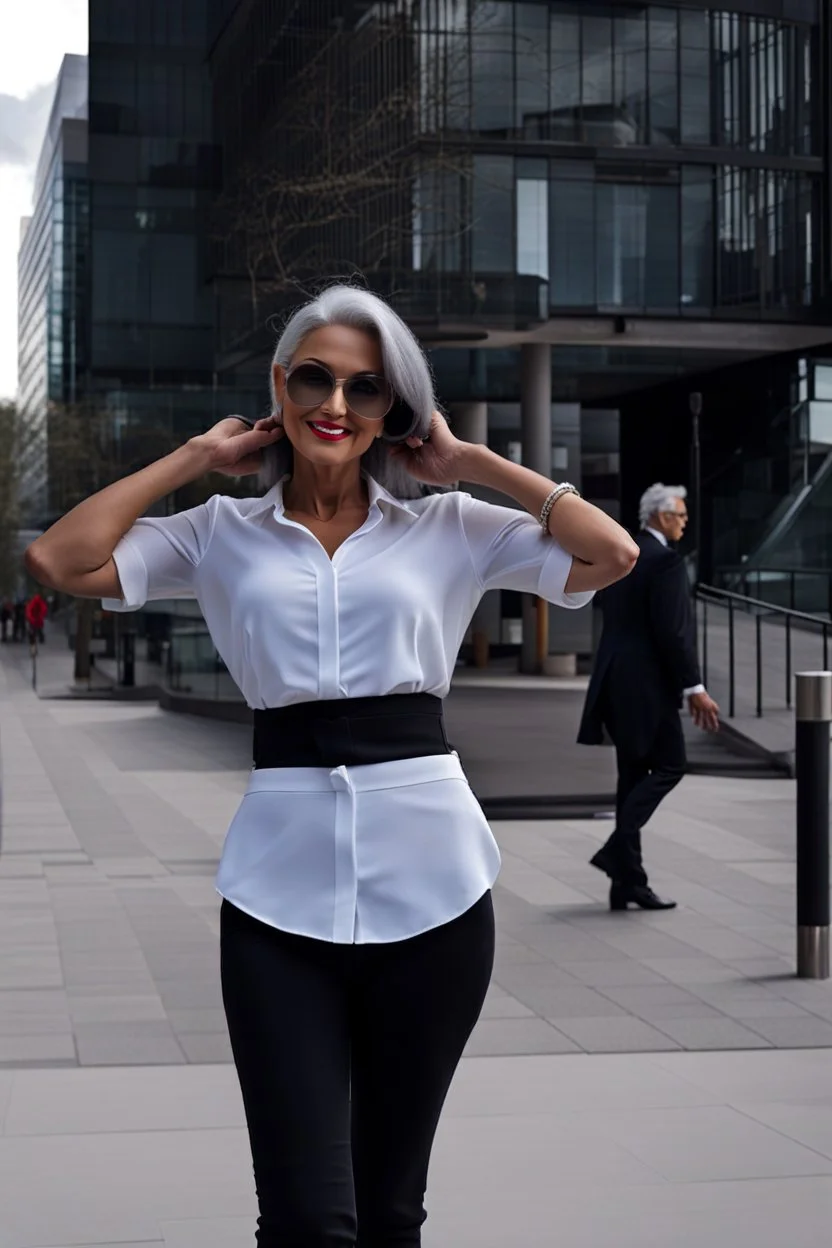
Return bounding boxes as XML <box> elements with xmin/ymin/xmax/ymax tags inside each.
<box><xmin>713</xmin><ymin>566</ymin><xmax>832</xmax><ymax>617</ymax></box>
<box><xmin>697</xmin><ymin>584</ymin><xmax>830</xmax><ymax>626</ymax></box>
<box><xmin>695</xmin><ymin>584</ymin><xmax>830</xmax><ymax>720</ymax></box>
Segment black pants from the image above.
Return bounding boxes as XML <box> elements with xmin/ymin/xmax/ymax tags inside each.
<box><xmin>598</xmin><ymin>709</ymin><xmax>686</xmax><ymax>887</ymax></box>
<box><xmin>221</xmin><ymin>892</ymin><xmax>495</xmax><ymax>1247</ymax></box>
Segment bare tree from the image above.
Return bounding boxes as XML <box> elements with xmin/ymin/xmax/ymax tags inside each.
<box><xmin>212</xmin><ymin>6</ymin><xmax>472</xmax><ymax>339</ymax></box>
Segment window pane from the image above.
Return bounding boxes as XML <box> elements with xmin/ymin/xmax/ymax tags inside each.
<box><xmin>413</xmin><ymin>167</ymin><xmax>462</xmax><ymax>272</ymax></box>
<box><xmin>515</xmin><ymin>3</ymin><xmax>548</xmax><ymax>137</ymax></box>
<box><xmin>582</xmin><ymin>14</ymin><xmax>613</xmax><ymax>109</ymax></box>
<box><xmin>517</xmin><ymin>179</ymin><xmax>548</xmax><ymax>279</ymax></box>
<box><xmin>549</xmin><ymin>7</ymin><xmax>580</xmax><ymax>142</ymax></box>
<box><xmin>645</xmin><ymin>184</ymin><xmax>679</xmax><ymax>307</ymax></box>
<box><xmin>472</xmin><ymin>155</ymin><xmax>513</xmax><ymax>272</ymax></box>
<box><xmin>471</xmin><ymin>1</ymin><xmax>513</xmax><ymax>134</ymax></box>
<box><xmin>597</xmin><ymin>184</ymin><xmax>645</xmax><ymax>307</ymax></box>
<box><xmin>549</xmin><ymin>175</ymin><xmax>595</xmax><ymax>307</ymax></box>
<box><xmin>614</xmin><ymin>9</ymin><xmax>647</xmax><ymax>145</ymax></box>
<box><xmin>682</xmin><ymin>167</ymin><xmax>713</xmax><ymax>309</ymax></box>
<box><xmin>680</xmin><ymin>10</ymin><xmax>711</xmax><ymax>144</ymax></box>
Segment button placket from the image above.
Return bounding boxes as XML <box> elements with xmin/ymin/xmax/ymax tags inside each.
<box><xmin>330</xmin><ymin>765</ymin><xmax>358</xmax><ymax>943</ymax></box>
<box><xmin>314</xmin><ymin>558</ymin><xmax>341</xmax><ymax>700</ymax></box>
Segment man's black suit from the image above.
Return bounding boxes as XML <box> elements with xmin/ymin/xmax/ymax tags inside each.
<box><xmin>578</xmin><ymin>530</ymin><xmax>700</xmax><ymax>887</ymax></box>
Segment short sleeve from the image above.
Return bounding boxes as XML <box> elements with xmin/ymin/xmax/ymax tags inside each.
<box><xmin>458</xmin><ymin>494</ymin><xmax>594</xmax><ymax>610</ymax></box>
<box><xmin>101</xmin><ymin>504</ymin><xmax>214</xmax><ymax>613</ymax></box>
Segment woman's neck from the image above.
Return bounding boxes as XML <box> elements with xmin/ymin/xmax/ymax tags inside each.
<box><xmin>283</xmin><ymin>457</ymin><xmax>368</xmax><ymax>521</ymax></box>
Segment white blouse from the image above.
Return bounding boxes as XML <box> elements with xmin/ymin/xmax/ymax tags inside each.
<box><xmin>104</xmin><ymin>474</ymin><xmax>593</xmax><ymax>943</ymax></box>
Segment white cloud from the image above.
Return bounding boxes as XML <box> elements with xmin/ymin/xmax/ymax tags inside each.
<box><xmin>0</xmin><ymin>0</ymin><xmax>88</xmax><ymax>399</ymax></box>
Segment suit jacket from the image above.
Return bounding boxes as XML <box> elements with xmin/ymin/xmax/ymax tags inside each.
<box><xmin>577</xmin><ymin>531</ymin><xmax>700</xmax><ymax>756</ymax></box>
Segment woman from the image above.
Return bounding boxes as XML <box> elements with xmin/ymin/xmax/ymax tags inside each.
<box><xmin>26</xmin><ymin>286</ymin><xmax>637</xmax><ymax>1246</ymax></box>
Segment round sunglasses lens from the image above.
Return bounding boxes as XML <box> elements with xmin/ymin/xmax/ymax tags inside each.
<box><xmin>287</xmin><ymin>364</ymin><xmax>333</xmax><ymax>407</ymax></box>
<box><xmin>344</xmin><ymin>375</ymin><xmax>392</xmax><ymax>420</ymax></box>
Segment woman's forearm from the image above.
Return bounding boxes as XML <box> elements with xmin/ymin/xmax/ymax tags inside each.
<box><xmin>25</xmin><ymin>442</ymin><xmax>210</xmax><ymax>585</ymax></box>
<box><xmin>458</xmin><ymin>444</ymin><xmax>638</xmax><ymax>580</ymax></box>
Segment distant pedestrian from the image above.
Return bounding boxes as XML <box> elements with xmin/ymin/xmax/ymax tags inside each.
<box><xmin>12</xmin><ymin>596</ymin><xmax>26</xmax><ymax>642</ymax></box>
<box><xmin>578</xmin><ymin>483</ymin><xmax>720</xmax><ymax>911</ymax></box>
<box><xmin>25</xmin><ymin>591</ymin><xmax>48</xmax><ymax>645</ymax></box>
<box><xmin>0</xmin><ymin>599</ymin><xmax>11</xmax><ymax>642</ymax></box>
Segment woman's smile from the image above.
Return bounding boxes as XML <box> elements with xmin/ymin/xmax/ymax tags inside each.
<box><xmin>307</xmin><ymin>419</ymin><xmax>352</xmax><ymax>442</ymax></box>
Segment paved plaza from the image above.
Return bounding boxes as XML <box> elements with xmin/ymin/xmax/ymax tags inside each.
<box><xmin>2</xmin><ymin>643</ymin><xmax>832</xmax><ymax>1245</ymax></box>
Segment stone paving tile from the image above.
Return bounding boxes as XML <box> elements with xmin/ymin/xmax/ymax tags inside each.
<box><xmin>73</xmin><ymin>1021</ymin><xmax>186</xmax><ymax>1066</ymax></box>
<box><xmin>647</xmin><ymin>1017</ymin><xmax>773</xmax><ymax>1049</ymax></box>
<box><xmin>743</xmin><ymin>1018</ymin><xmax>832</xmax><ymax>1048</ymax></box>
<box><xmin>462</xmin><ymin>1018</ymin><xmax>580</xmax><ymax>1056</ymax></box>
<box><xmin>550</xmin><ymin>1017</ymin><xmax>681</xmax><ymax>1053</ymax></box>
<box><xmin>0</xmin><ymin>1034</ymin><xmax>77</xmax><ymax>1065</ymax></box>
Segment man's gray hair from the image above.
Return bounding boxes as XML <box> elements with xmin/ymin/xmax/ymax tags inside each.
<box><xmin>260</xmin><ymin>284</ymin><xmax>437</xmax><ymax>499</ymax></box>
<box><xmin>639</xmin><ymin>483</ymin><xmax>687</xmax><ymax>529</ymax></box>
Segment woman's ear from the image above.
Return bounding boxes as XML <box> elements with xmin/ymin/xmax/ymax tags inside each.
<box><xmin>272</xmin><ymin>363</ymin><xmax>286</xmax><ymax>408</ymax></box>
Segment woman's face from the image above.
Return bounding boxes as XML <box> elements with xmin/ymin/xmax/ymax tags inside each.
<box><xmin>272</xmin><ymin>324</ymin><xmax>387</xmax><ymax>469</ymax></box>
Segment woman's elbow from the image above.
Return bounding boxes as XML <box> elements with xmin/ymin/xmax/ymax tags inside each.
<box><xmin>597</xmin><ymin>537</ymin><xmax>639</xmax><ymax>588</ymax></box>
<box><xmin>24</xmin><ymin>540</ymin><xmax>64</xmax><ymax>591</ymax></box>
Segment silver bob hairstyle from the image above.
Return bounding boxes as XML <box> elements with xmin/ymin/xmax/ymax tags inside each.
<box><xmin>639</xmin><ymin>483</ymin><xmax>687</xmax><ymax>529</ymax></box>
<box><xmin>260</xmin><ymin>285</ymin><xmax>438</xmax><ymax>499</ymax></box>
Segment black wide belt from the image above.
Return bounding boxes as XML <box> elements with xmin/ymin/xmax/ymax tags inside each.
<box><xmin>252</xmin><ymin>693</ymin><xmax>451</xmax><ymax>769</ymax></box>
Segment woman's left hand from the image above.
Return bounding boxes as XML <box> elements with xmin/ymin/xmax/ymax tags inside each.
<box><xmin>388</xmin><ymin>411</ymin><xmax>472</xmax><ymax>486</ymax></box>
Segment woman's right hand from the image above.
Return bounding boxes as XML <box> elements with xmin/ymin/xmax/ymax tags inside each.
<box><xmin>190</xmin><ymin>416</ymin><xmax>284</xmax><ymax>477</ymax></box>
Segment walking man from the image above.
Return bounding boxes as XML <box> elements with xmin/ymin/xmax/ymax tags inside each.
<box><xmin>578</xmin><ymin>484</ymin><xmax>720</xmax><ymax>910</ymax></box>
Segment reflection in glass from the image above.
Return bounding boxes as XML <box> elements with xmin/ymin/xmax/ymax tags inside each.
<box><xmin>516</xmin><ymin>178</ymin><xmax>548</xmax><ymax>279</ymax></box>
<box><xmin>515</xmin><ymin>3</ymin><xmax>548</xmax><ymax>136</ymax></box>
<box><xmin>716</xmin><ymin>167</ymin><xmax>814</xmax><ymax>311</ymax></box>
<box><xmin>471</xmin><ymin>1</ymin><xmax>513</xmax><ymax>133</ymax></box>
<box><xmin>614</xmin><ymin>8</ymin><xmax>647</xmax><ymax>145</ymax></box>
<box><xmin>681</xmin><ymin>167</ymin><xmax>714</xmax><ymax>309</ymax></box>
<box><xmin>549</xmin><ymin>7</ymin><xmax>580</xmax><ymax>142</ymax></box>
<box><xmin>472</xmin><ymin>154</ymin><xmax>514</xmax><ymax>272</ymax></box>
<box><xmin>596</xmin><ymin>181</ymin><xmax>678</xmax><ymax>310</ymax></box>
<box><xmin>549</xmin><ymin>170</ymin><xmax>595</xmax><ymax>307</ymax></box>
<box><xmin>680</xmin><ymin>10</ymin><xmax>711</xmax><ymax>144</ymax></box>
<box><xmin>649</xmin><ymin>7</ymin><xmax>679</xmax><ymax>145</ymax></box>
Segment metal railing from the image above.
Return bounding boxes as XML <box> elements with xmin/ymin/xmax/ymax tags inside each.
<box><xmin>714</xmin><ymin>565</ymin><xmax>832</xmax><ymax>618</ymax></box>
<box><xmin>696</xmin><ymin>584</ymin><xmax>830</xmax><ymax>720</ymax></box>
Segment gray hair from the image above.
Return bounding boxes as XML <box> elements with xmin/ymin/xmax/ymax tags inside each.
<box><xmin>639</xmin><ymin>483</ymin><xmax>687</xmax><ymax>529</ymax></box>
<box><xmin>260</xmin><ymin>285</ymin><xmax>437</xmax><ymax>499</ymax></box>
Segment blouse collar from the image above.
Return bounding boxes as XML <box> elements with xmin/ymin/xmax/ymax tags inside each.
<box><xmin>257</xmin><ymin>474</ymin><xmax>420</xmax><ymax>521</ymax></box>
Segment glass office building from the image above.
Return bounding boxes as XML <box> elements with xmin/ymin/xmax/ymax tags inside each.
<box><xmin>85</xmin><ymin>0</ymin><xmax>255</xmax><ymax>478</ymax></box>
<box><xmin>210</xmin><ymin>0</ymin><xmax>832</xmax><ymax>643</ymax></box>
<box><xmin>17</xmin><ymin>55</ymin><xmax>89</xmax><ymax>528</ymax></box>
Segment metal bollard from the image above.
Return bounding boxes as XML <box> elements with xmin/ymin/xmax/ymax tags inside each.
<box><xmin>795</xmin><ymin>672</ymin><xmax>831</xmax><ymax>979</ymax></box>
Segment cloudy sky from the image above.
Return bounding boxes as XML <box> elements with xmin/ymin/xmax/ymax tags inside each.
<box><xmin>0</xmin><ymin>0</ymin><xmax>88</xmax><ymax>398</ymax></box>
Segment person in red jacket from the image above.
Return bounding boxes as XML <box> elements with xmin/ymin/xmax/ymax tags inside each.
<box><xmin>25</xmin><ymin>592</ymin><xmax>48</xmax><ymax>645</ymax></box>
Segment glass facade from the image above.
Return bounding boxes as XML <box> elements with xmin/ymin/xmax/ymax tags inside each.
<box><xmin>417</xmin><ymin>1</ymin><xmax>815</xmax><ymax>155</ymax></box>
<box><xmin>87</xmin><ymin>0</ymin><xmax>237</xmax><ymax>475</ymax></box>
<box><xmin>410</xmin><ymin>1</ymin><xmax>821</xmax><ymax>321</ymax></box>
<box><xmin>17</xmin><ymin>55</ymin><xmax>90</xmax><ymax>528</ymax></box>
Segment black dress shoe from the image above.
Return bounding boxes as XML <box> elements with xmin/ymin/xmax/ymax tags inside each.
<box><xmin>590</xmin><ymin>847</ymin><xmax>621</xmax><ymax>879</ymax></box>
<box><xmin>610</xmin><ymin>883</ymin><xmax>677</xmax><ymax>911</ymax></box>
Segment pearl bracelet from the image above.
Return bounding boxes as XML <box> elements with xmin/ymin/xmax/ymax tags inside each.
<box><xmin>539</xmin><ymin>482</ymin><xmax>580</xmax><ymax>531</ymax></box>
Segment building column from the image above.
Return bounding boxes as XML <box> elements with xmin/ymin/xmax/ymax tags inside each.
<box><xmin>450</xmin><ymin>401</ymin><xmax>488</xmax><ymax>446</ymax></box>
<box><xmin>451</xmin><ymin>401</ymin><xmax>491</xmax><ymax>667</ymax></box>
<box><xmin>520</xmin><ymin>344</ymin><xmax>552</xmax><ymax>674</ymax></box>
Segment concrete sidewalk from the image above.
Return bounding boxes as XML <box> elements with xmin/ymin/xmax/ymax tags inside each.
<box><xmin>2</xmin><ymin>1053</ymin><xmax>832</xmax><ymax>1247</ymax></box>
<box><xmin>3</xmin><ymin>646</ymin><xmax>832</xmax><ymax>1245</ymax></box>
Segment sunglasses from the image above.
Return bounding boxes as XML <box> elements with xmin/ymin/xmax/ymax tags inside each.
<box><xmin>285</xmin><ymin>362</ymin><xmax>395</xmax><ymax>422</ymax></box>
